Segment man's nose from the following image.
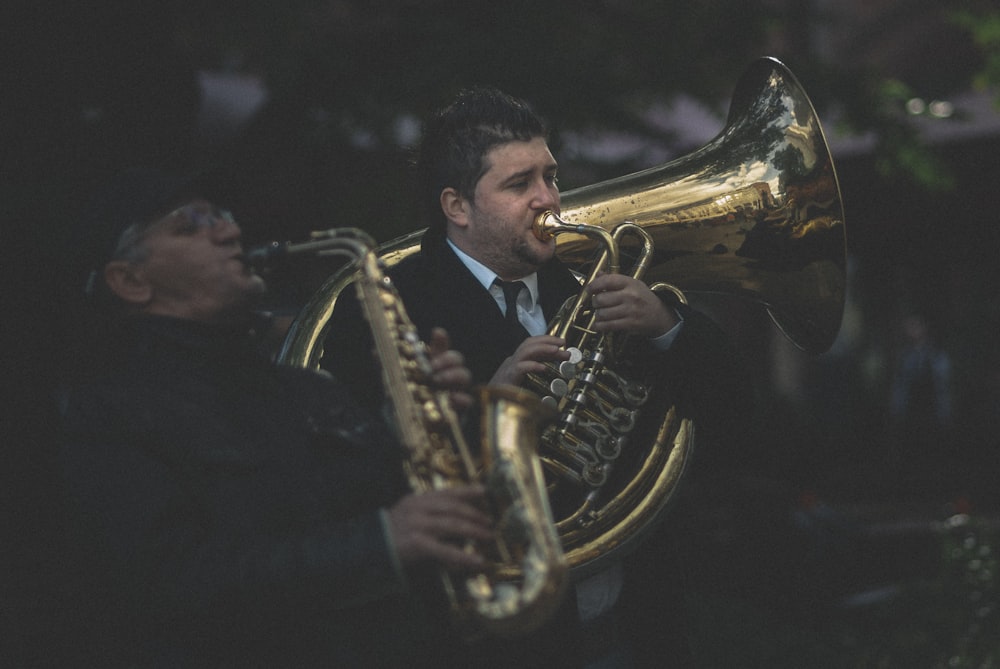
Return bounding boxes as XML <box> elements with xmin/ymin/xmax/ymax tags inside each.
<box><xmin>210</xmin><ymin>212</ymin><xmax>242</xmax><ymax>242</ymax></box>
<box><xmin>532</xmin><ymin>179</ymin><xmax>559</xmax><ymax>210</ymax></box>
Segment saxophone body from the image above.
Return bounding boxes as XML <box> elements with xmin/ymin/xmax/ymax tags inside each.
<box><xmin>252</xmin><ymin>228</ymin><xmax>567</xmax><ymax>637</ymax></box>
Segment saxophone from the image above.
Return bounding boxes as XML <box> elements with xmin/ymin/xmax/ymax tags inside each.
<box><xmin>249</xmin><ymin>228</ymin><xmax>567</xmax><ymax>637</ymax></box>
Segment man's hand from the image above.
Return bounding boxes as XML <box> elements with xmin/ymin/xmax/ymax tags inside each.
<box><xmin>490</xmin><ymin>335</ymin><xmax>569</xmax><ymax>386</ymax></box>
<box><xmin>585</xmin><ymin>273</ymin><xmax>679</xmax><ymax>338</ymax></box>
<box><xmin>386</xmin><ymin>485</ymin><xmax>494</xmax><ymax>570</ymax></box>
<box><xmin>426</xmin><ymin>327</ymin><xmax>474</xmax><ymax>411</ymax></box>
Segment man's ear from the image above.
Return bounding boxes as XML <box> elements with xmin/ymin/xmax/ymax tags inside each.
<box><xmin>440</xmin><ymin>187</ymin><xmax>470</xmax><ymax>229</ymax></box>
<box><xmin>103</xmin><ymin>260</ymin><xmax>152</xmax><ymax>306</ymax></box>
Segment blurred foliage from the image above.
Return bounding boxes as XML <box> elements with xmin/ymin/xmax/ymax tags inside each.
<box><xmin>5</xmin><ymin>0</ymin><xmax>995</xmax><ymax>249</ymax></box>
<box><xmin>847</xmin><ymin>514</ymin><xmax>1000</xmax><ymax>669</ymax></box>
<box><xmin>685</xmin><ymin>511</ymin><xmax>1000</xmax><ymax>668</ymax></box>
<box><xmin>951</xmin><ymin>6</ymin><xmax>1000</xmax><ymax>102</ymax></box>
<box><xmin>833</xmin><ymin>73</ymin><xmax>959</xmax><ymax>193</ymax></box>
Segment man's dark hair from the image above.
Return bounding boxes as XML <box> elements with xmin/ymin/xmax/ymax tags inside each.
<box><xmin>416</xmin><ymin>86</ymin><xmax>549</xmax><ymax>230</ymax></box>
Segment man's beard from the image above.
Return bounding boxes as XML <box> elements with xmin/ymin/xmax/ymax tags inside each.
<box><xmin>510</xmin><ymin>235</ymin><xmax>552</xmax><ymax>273</ymax></box>
<box><xmin>470</xmin><ymin>206</ymin><xmax>553</xmax><ymax>276</ymax></box>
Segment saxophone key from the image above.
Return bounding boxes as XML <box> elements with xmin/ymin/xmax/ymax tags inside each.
<box><xmin>558</xmin><ymin>360</ymin><xmax>579</xmax><ymax>379</ymax></box>
<box><xmin>549</xmin><ymin>377</ymin><xmax>569</xmax><ymax>398</ymax></box>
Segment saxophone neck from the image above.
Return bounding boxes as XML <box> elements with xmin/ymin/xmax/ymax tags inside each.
<box><xmin>246</xmin><ymin>228</ymin><xmax>377</xmax><ymax>268</ymax></box>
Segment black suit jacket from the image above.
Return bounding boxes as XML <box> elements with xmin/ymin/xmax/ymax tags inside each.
<box><xmin>57</xmin><ymin>315</ymin><xmax>459</xmax><ymax>668</ymax></box>
<box><xmin>323</xmin><ymin>226</ymin><xmax>583</xmax><ymax>411</ymax></box>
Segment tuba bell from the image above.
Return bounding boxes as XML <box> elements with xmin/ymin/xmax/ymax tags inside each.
<box><xmin>274</xmin><ymin>56</ymin><xmax>846</xmax><ymax>578</ymax></box>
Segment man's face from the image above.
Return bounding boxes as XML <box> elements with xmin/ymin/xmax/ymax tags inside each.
<box><xmin>119</xmin><ymin>199</ymin><xmax>266</xmax><ymax>323</ymax></box>
<box><xmin>460</xmin><ymin>137</ymin><xmax>560</xmax><ymax>280</ymax></box>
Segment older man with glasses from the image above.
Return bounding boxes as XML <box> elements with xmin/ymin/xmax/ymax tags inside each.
<box><xmin>55</xmin><ymin>168</ymin><xmax>491</xmax><ymax>668</ymax></box>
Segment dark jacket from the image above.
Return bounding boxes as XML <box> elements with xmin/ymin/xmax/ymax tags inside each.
<box><xmin>323</xmin><ymin>226</ymin><xmax>581</xmax><ymax>410</ymax></box>
<box><xmin>56</xmin><ymin>315</ymin><xmax>459</xmax><ymax>668</ymax></box>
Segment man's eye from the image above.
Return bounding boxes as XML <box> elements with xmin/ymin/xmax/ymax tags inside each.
<box><xmin>174</xmin><ymin>220</ymin><xmax>200</xmax><ymax>234</ymax></box>
<box><xmin>172</xmin><ymin>215</ymin><xmax>209</xmax><ymax>235</ymax></box>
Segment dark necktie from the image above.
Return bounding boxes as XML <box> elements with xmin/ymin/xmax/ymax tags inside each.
<box><xmin>495</xmin><ymin>279</ymin><xmax>530</xmax><ymax>342</ymax></box>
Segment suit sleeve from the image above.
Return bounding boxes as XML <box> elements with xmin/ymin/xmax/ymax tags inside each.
<box><xmin>321</xmin><ymin>286</ymin><xmax>385</xmax><ymax>417</ymax></box>
<box><xmin>57</xmin><ymin>388</ymin><xmax>409</xmax><ymax>630</ymax></box>
<box><xmin>660</xmin><ymin>301</ymin><xmax>758</xmax><ymax>482</ymax></box>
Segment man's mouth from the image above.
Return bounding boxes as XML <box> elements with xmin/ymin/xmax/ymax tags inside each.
<box><xmin>233</xmin><ymin>253</ymin><xmax>255</xmax><ymax>272</ymax></box>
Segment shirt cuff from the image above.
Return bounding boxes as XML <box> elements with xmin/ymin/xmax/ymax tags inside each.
<box><xmin>649</xmin><ymin>308</ymin><xmax>685</xmax><ymax>351</ymax></box>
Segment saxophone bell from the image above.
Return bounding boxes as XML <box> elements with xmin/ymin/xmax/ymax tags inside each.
<box><xmin>461</xmin><ymin>385</ymin><xmax>566</xmax><ymax>636</ymax></box>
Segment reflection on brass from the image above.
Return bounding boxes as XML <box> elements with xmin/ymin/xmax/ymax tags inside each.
<box><xmin>274</xmin><ymin>57</ymin><xmax>845</xmax><ymax>580</ymax></box>
<box><xmin>554</xmin><ymin>57</ymin><xmax>845</xmax><ymax>355</ymax></box>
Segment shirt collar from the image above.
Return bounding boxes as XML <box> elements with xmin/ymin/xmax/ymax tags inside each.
<box><xmin>446</xmin><ymin>238</ymin><xmax>539</xmax><ymax>308</ymax></box>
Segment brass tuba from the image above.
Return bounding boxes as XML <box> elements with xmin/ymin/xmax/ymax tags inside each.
<box><xmin>250</xmin><ymin>229</ymin><xmax>567</xmax><ymax>637</ymax></box>
<box><xmin>274</xmin><ymin>56</ymin><xmax>846</xmax><ymax>577</ymax></box>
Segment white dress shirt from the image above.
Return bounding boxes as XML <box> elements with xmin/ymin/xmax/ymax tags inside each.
<box><xmin>446</xmin><ymin>239</ymin><xmax>683</xmax><ymax>345</ymax></box>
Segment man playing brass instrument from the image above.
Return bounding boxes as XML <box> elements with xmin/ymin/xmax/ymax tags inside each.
<box><xmin>324</xmin><ymin>88</ymin><xmax>754</xmax><ymax>668</ymax></box>
<box><xmin>54</xmin><ymin>169</ymin><xmax>495</xmax><ymax>668</ymax></box>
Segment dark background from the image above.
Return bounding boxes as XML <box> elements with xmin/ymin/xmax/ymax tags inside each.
<box><xmin>4</xmin><ymin>1</ymin><xmax>1000</xmax><ymax>665</ymax></box>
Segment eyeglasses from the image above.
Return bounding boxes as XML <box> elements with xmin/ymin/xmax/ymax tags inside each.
<box><xmin>164</xmin><ymin>204</ymin><xmax>236</xmax><ymax>234</ymax></box>
<box><xmin>88</xmin><ymin>204</ymin><xmax>239</xmax><ymax>298</ymax></box>
<box><xmin>111</xmin><ymin>204</ymin><xmax>237</xmax><ymax>263</ymax></box>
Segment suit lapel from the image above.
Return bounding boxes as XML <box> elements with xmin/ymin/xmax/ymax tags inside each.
<box><xmin>408</xmin><ymin>235</ymin><xmax>514</xmax><ymax>383</ymax></box>
<box><xmin>398</xmin><ymin>231</ymin><xmax>585</xmax><ymax>384</ymax></box>
<box><xmin>538</xmin><ymin>258</ymin><xmax>585</xmax><ymax>323</ymax></box>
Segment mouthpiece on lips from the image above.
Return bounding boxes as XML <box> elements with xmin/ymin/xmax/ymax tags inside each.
<box><xmin>245</xmin><ymin>242</ymin><xmax>288</xmax><ymax>267</ymax></box>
